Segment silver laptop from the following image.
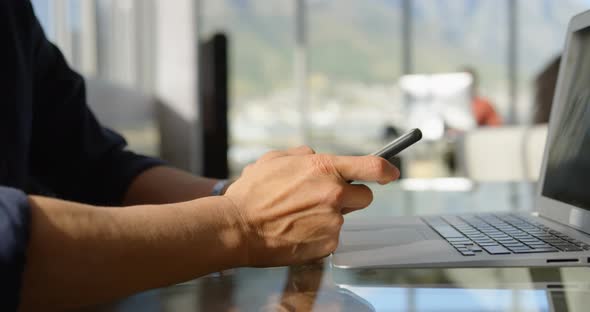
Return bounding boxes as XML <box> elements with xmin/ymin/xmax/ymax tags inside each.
<box><xmin>333</xmin><ymin>10</ymin><xmax>590</xmax><ymax>269</ymax></box>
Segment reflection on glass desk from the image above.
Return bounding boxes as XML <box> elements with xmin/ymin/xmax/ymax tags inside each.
<box><xmin>355</xmin><ymin>178</ymin><xmax>535</xmax><ymax>218</ymax></box>
<box><xmin>83</xmin><ymin>180</ymin><xmax>590</xmax><ymax>312</ymax></box>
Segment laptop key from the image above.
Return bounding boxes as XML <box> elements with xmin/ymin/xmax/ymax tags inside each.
<box><xmin>521</xmin><ymin>238</ymin><xmax>542</xmax><ymax>242</ymax></box>
<box><xmin>545</xmin><ymin>238</ymin><xmax>565</xmax><ymax>243</ymax></box>
<box><xmin>554</xmin><ymin>242</ymin><xmax>575</xmax><ymax>246</ymax></box>
<box><xmin>489</xmin><ymin>235</ymin><xmax>510</xmax><ymax>238</ymax></box>
<box><xmin>432</xmin><ymin>226</ymin><xmax>464</xmax><ymax>238</ymax></box>
<box><xmin>474</xmin><ymin>241</ymin><xmax>496</xmax><ymax>245</ymax></box>
<box><xmin>473</xmin><ymin>238</ymin><xmax>494</xmax><ymax>242</ymax></box>
<box><xmin>478</xmin><ymin>242</ymin><xmax>500</xmax><ymax>246</ymax></box>
<box><xmin>496</xmin><ymin>238</ymin><xmax>513</xmax><ymax>242</ymax></box>
<box><xmin>511</xmin><ymin>248</ymin><xmax>559</xmax><ymax>254</ymax></box>
<box><xmin>508</xmin><ymin>246</ymin><xmax>532</xmax><ymax>252</ymax></box>
<box><xmin>450</xmin><ymin>240</ymin><xmax>468</xmax><ymax>244</ymax></box>
<box><xmin>482</xmin><ymin>246</ymin><xmax>511</xmax><ymax>255</ymax></box>
<box><xmin>529</xmin><ymin>244</ymin><xmax>553</xmax><ymax>249</ymax></box>
<box><xmin>514</xmin><ymin>235</ymin><xmax>534</xmax><ymax>239</ymax></box>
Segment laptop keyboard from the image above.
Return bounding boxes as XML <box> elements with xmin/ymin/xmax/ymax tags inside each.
<box><xmin>423</xmin><ymin>214</ymin><xmax>590</xmax><ymax>256</ymax></box>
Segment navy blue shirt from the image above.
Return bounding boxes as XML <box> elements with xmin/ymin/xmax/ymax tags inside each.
<box><xmin>0</xmin><ymin>1</ymin><xmax>164</xmax><ymax>309</ymax></box>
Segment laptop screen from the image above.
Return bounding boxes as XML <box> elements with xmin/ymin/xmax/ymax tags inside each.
<box><xmin>542</xmin><ymin>27</ymin><xmax>590</xmax><ymax>210</ymax></box>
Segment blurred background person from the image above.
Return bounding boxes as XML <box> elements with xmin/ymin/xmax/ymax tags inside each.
<box><xmin>462</xmin><ymin>66</ymin><xmax>503</xmax><ymax>127</ymax></box>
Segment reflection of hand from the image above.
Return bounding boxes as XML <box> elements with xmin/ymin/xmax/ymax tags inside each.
<box><xmin>260</xmin><ymin>265</ymin><xmax>323</xmax><ymax>312</ymax></box>
<box><xmin>262</xmin><ymin>265</ymin><xmax>375</xmax><ymax>312</ymax></box>
<box><xmin>224</xmin><ymin>146</ymin><xmax>400</xmax><ymax>267</ymax></box>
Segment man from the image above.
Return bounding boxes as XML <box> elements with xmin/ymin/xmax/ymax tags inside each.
<box><xmin>0</xmin><ymin>1</ymin><xmax>399</xmax><ymax>311</ymax></box>
<box><xmin>462</xmin><ymin>67</ymin><xmax>503</xmax><ymax>127</ymax></box>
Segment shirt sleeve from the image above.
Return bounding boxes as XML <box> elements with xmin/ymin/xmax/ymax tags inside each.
<box><xmin>25</xmin><ymin>2</ymin><xmax>164</xmax><ymax>206</ymax></box>
<box><xmin>0</xmin><ymin>187</ymin><xmax>30</xmax><ymax>311</ymax></box>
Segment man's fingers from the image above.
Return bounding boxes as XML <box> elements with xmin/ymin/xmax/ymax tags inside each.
<box><xmin>257</xmin><ymin>146</ymin><xmax>315</xmax><ymax>163</ymax></box>
<box><xmin>332</xmin><ymin>155</ymin><xmax>400</xmax><ymax>184</ymax></box>
<box><xmin>340</xmin><ymin>184</ymin><xmax>373</xmax><ymax>214</ymax></box>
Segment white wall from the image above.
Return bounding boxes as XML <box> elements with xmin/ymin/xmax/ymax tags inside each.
<box><xmin>154</xmin><ymin>0</ymin><xmax>202</xmax><ymax>174</ymax></box>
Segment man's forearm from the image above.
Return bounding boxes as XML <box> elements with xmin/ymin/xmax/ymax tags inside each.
<box><xmin>123</xmin><ymin>166</ymin><xmax>225</xmax><ymax>205</ymax></box>
<box><xmin>20</xmin><ymin>195</ymin><xmax>245</xmax><ymax>311</ymax></box>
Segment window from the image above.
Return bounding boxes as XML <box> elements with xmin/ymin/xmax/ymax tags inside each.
<box><xmin>413</xmin><ymin>0</ymin><xmax>509</xmax><ymax>120</ymax></box>
<box><xmin>307</xmin><ymin>0</ymin><xmax>404</xmax><ymax>155</ymax></box>
<box><xmin>30</xmin><ymin>0</ymin><xmax>160</xmax><ymax>156</ymax></box>
<box><xmin>201</xmin><ymin>0</ymin><xmax>296</xmax><ymax>174</ymax></box>
<box><xmin>518</xmin><ymin>0</ymin><xmax>590</xmax><ymax>123</ymax></box>
<box><xmin>33</xmin><ymin>0</ymin><xmax>590</xmax><ymax>178</ymax></box>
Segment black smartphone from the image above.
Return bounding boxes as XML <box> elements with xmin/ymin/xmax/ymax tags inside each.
<box><xmin>348</xmin><ymin>128</ymin><xmax>422</xmax><ymax>183</ymax></box>
<box><xmin>371</xmin><ymin>128</ymin><xmax>422</xmax><ymax>161</ymax></box>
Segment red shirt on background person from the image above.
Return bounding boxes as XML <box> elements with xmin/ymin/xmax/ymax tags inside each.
<box><xmin>461</xmin><ymin>66</ymin><xmax>503</xmax><ymax>127</ymax></box>
<box><xmin>472</xmin><ymin>96</ymin><xmax>502</xmax><ymax>126</ymax></box>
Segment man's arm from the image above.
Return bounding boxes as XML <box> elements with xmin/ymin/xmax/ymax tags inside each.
<box><xmin>21</xmin><ymin>0</ymin><xmax>171</xmax><ymax>207</ymax></box>
<box><xmin>20</xmin><ymin>195</ymin><xmax>243</xmax><ymax>311</ymax></box>
<box><xmin>19</xmin><ymin>149</ymin><xmax>399</xmax><ymax>311</ymax></box>
<box><xmin>122</xmin><ymin>166</ymin><xmax>225</xmax><ymax>205</ymax></box>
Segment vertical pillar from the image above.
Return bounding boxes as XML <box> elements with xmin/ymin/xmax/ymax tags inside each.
<box><xmin>80</xmin><ymin>0</ymin><xmax>98</xmax><ymax>76</ymax></box>
<box><xmin>402</xmin><ymin>0</ymin><xmax>413</xmax><ymax>75</ymax></box>
<box><xmin>401</xmin><ymin>0</ymin><xmax>414</xmax><ymax>180</ymax></box>
<box><xmin>154</xmin><ymin>0</ymin><xmax>202</xmax><ymax>174</ymax></box>
<box><xmin>507</xmin><ymin>0</ymin><xmax>520</xmax><ymax>209</ymax></box>
<box><xmin>295</xmin><ymin>0</ymin><xmax>310</xmax><ymax>146</ymax></box>
<box><xmin>508</xmin><ymin>0</ymin><xmax>519</xmax><ymax>124</ymax></box>
<box><xmin>193</xmin><ymin>0</ymin><xmax>202</xmax><ymax>174</ymax></box>
<box><xmin>52</xmin><ymin>0</ymin><xmax>73</xmax><ymax>62</ymax></box>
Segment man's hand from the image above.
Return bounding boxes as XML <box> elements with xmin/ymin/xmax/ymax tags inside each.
<box><xmin>19</xmin><ymin>147</ymin><xmax>397</xmax><ymax>310</ymax></box>
<box><xmin>223</xmin><ymin>146</ymin><xmax>400</xmax><ymax>267</ymax></box>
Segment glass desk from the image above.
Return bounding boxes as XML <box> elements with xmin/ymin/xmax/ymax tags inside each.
<box><xmin>84</xmin><ymin>180</ymin><xmax>590</xmax><ymax>312</ymax></box>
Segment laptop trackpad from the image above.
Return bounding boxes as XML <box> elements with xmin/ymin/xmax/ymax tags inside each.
<box><xmin>339</xmin><ymin>228</ymin><xmax>430</xmax><ymax>253</ymax></box>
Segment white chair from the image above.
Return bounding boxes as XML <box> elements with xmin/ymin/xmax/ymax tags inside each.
<box><xmin>523</xmin><ymin>124</ymin><xmax>548</xmax><ymax>181</ymax></box>
<box><xmin>456</xmin><ymin>125</ymin><xmax>548</xmax><ymax>182</ymax></box>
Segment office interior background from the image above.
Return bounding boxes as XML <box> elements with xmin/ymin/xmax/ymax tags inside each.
<box><xmin>30</xmin><ymin>0</ymin><xmax>590</xmax><ymax>182</ymax></box>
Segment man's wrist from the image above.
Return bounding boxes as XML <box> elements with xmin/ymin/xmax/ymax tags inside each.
<box><xmin>216</xmin><ymin>195</ymin><xmax>249</xmax><ymax>267</ymax></box>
